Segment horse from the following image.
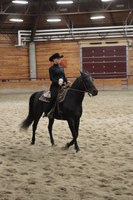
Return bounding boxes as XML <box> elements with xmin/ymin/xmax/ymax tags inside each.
<box><xmin>20</xmin><ymin>72</ymin><xmax>98</xmax><ymax>152</ymax></box>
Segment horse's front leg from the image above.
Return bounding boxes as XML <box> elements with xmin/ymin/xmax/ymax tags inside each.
<box><xmin>48</xmin><ymin>118</ymin><xmax>55</xmax><ymax>146</ymax></box>
<box><xmin>67</xmin><ymin>118</ymin><xmax>80</xmax><ymax>152</ymax></box>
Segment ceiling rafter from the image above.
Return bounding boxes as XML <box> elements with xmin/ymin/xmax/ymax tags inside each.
<box><xmin>30</xmin><ymin>0</ymin><xmax>44</xmax><ymax>41</ymax></box>
<box><xmin>0</xmin><ymin>9</ymin><xmax>132</xmax><ymax>17</ymax></box>
<box><xmin>0</xmin><ymin>0</ymin><xmax>132</xmax><ymax>37</ymax></box>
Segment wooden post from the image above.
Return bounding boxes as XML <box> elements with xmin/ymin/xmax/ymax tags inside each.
<box><xmin>29</xmin><ymin>42</ymin><xmax>36</xmax><ymax>80</ymax></box>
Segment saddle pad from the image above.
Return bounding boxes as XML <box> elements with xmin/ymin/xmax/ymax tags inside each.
<box><xmin>39</xmin><ymin>88</ymin><xmax>69</xmax><ymax>103</ymax></box>
<box><xmin>39</xmin><ymin>90</ymin><xmax>51</xmax><ymax>102</ymax></box>
<box><xmin>57</xmin><ymin>88</ymin><xmax>68</xmax><ymax>102</ymax></box>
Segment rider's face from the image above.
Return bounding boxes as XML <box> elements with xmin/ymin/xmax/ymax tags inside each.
<box><xmin>53</xmin><ymin>58</ymin><xmax>61</xmax><ymax>64</ymax></box>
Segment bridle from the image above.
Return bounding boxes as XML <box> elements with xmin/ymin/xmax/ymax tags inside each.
<box><xmin>68</xmin><ymin>75</ymin><xmax>93</xmax><ymax>96</ymax></box>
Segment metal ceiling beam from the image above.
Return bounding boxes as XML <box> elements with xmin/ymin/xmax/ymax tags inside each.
<box><xmin>0</xmin><ymin>9</ymin><xmax>132</xmax><ymax>17</ymax></box>
<box><xmin>30</xmin><ymin>0</ymin><xmax>44</xmax><ymax>42</ymax></box>
<box><xmin>0</xmin><ymin>0</ymin><xmax>132</xmax><ymax>34</ymax></box>
<box><xmin>17</xmin><ymin>25</ymin><xmax>133</xmax><ymax>46</ymax></box>
<box><xmin>109</xmin><ymin>8</ymin><xmax>117</xmax><ymax>26</ymax></box>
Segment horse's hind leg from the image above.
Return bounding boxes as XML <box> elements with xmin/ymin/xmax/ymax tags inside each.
<box><xmin>31</xmin><ymin>114</ymin><xmax>42</xmax><ymax>145</ymax></box>
<box><xmin>48</xmin><ymin>118</ymin><xmax>55</xmax><ymax>146</ymax></box>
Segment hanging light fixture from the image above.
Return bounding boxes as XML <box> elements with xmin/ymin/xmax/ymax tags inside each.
<box><xmin>101</xmin><ymin>0</ymin><xmax>113</xmax><ymax>2</ymax></box>
<box><xmin>12</xmin><ymin>1</ymin><xmax>28</xmax><ymax>4</ymax></box>
<box><xmin>9</xmin><ymin>18</ymin><xmax>23</xmax><ymax>22</ymax></box>
<box><xmin>46</xmin><ymin>18</ymin><xmax>61</xmax><ymax>22</ymax></box>
<box><xmin>56</xmin><ymin>1</ymin><xmax>73</xmax><ymax>4</ymax></box>
<box><xmin>90</xmin><ymin>16</ymin><xmax>105</xmax><ymax>20</ymax></box>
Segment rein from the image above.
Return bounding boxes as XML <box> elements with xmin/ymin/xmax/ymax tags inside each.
<box><xmin>69</xmin><ymin>87</ymin><xmax>92</xmax><ymax>96</ymax></box>
<box><xmin>69</xmin><ymin>87</ymin><xmax>85</xmax><ymax>93</ymax></box>
<box><xmin>68</xmin><ymin>77</ymin><xmax>91</xmax><ymax>95</ymax></box>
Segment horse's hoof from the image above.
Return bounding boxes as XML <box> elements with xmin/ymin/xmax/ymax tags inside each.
<box><xmin>61</xmin><ymin>143</ymin><xmax>69</xmax><ymax>150</ymax></box>
<box><xmin>61</xmin><ymin>146</ymin><xmax>68</xmax><ymax>151</ymax></box>
<box><xmin>51</xmin><ymin>143</ymin><xmax>56</xmax><ymax>147</ymax></box>
<box><xmin>76</xmin><ymin>148</ymin><xmax>80</xmax><ymax>153</ymax></box>
<box><xmin>65</xmin><ymin>143</ymin><xmax>70</xmax><ymax>149</ymax></box>
<box><xmin>30</xmin><ymin>141</ymin><xmax>35</xmax><ymax>145</ymax></box>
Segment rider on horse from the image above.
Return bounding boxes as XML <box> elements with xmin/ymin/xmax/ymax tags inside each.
<box><xmin>45</xmin><ymin>53</ymin><xmax>68</xmax><ymax>117</ymax></box>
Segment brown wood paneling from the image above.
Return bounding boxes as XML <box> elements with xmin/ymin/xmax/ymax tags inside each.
<box><xmin>0</xmin><ymin>45</ymin><xmax>29</xmax><ymax>79</ymax></box>
<box><xmin>0</xmin><ymin>34</ymin><xmax>133</xmax><ymax>91</ymax></box>
<box><xmin>0</xmin><ymin>38</ymin><xmax>80</xmax><ymax>83</ymax></box>
<box><xmin>36</xmin><ymin>41</ymin><xmax>80</xmax><ymax>79</ymax></box>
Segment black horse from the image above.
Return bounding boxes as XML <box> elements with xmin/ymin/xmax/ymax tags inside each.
<box><xmin>20</xmin><ymin>72</ymin><xmax>98</xmax><ymax>152</ymax></box>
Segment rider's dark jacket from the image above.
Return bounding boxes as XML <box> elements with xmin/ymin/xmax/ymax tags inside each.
<box><xmin>49</xmin><ymin>64</ymin><xmax>67</xmax><ymax>97</ymax></box>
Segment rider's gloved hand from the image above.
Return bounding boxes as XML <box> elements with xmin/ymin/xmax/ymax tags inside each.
<box><xmin>58</xmin><ymin>78</ymin><xmax>63</xmax><ymax>86</ymax></box>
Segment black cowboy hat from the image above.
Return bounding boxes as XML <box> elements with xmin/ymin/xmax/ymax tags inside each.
<box><xmin>49</xmin><ymin>53</ymin><xmax>64</xmax><ymax>62</ymax></box>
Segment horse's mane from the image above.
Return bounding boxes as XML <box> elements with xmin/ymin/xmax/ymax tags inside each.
<box><xmin>70</xmin><ymin>75</ymin><xmax>81</xmax><ymax>89</ymax></box>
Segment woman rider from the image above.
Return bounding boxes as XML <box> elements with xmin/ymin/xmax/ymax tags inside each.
<box><xmin>45</xmin><ymin>53</ymin><xmax>68</xmax><ymax>116</ymax></box>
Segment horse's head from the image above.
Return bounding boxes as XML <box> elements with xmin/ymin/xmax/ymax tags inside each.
<box><xmin>80</xmin><ymin>71</ymin><xmax>98</xmax><ymax>96</ymax></box>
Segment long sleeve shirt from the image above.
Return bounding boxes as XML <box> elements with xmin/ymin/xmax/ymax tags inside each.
<box><xmin>49</xmin><ymin>64</ymin><xmax>67</xmax><ymax>85</ymax></box>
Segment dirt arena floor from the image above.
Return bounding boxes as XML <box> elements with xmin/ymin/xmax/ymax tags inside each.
<box><xmin>0</xmin><ymin>90</ymin><xmax>133</xmax><ymax>200</ymax></box>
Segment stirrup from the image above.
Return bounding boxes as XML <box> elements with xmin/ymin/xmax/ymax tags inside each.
<box><xmin>43</xmin><ymin>112</ymin><xmax>47</xmax><ymax>117</ymax></box>
<box><xmin>47</xmin><ymin>111</ymin><xmax>54</xmax><ymax>118</ymax></box>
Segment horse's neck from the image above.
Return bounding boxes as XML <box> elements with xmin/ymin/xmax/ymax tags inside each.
<box><xmin>70</xmin><ymin>77</ymin><xmax>84</xmax><ymax>94</ymax></box>
<box><xmin>68</xmin><ymin>87</ymin><xmax>85</xmax><ymax>105</ymax></box>
<box><xmin>65</xmin><ymin>76</ymin><xmax>85</xmax><ymax>104</ymax></box>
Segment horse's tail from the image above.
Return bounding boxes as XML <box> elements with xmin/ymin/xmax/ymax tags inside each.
<box><xmin>20</xmin><ymin>92</ymin><xmax>36</xmax><ymax>130</ymax></box>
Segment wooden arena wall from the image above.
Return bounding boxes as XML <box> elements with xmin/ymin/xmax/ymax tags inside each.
<box><xmin>0</xmin><ymin>34</ymin><xmax>133</xmax><ymax>92</ymax></box>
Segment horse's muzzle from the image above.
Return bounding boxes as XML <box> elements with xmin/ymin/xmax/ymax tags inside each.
<box><xmin>89</xmin><ymin>89</ymin><xmax>98</xmax><ymax>96</ymax></box>
<box><xmin>93</xmin><ymin>89</ymin><xmax>98</xmax><ymax>96</ymax></box>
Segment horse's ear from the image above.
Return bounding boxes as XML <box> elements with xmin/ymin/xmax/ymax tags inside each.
<box><xmin>80</xmin><ymin>71</ymin><xmax>84</xmax><ymax>76</ymax></box>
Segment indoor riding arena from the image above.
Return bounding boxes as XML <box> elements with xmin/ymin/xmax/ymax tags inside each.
<box><xmin>0</xmin><ymin>1</ymin><xmax>133</xmax><ymax>200</ymax></box>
